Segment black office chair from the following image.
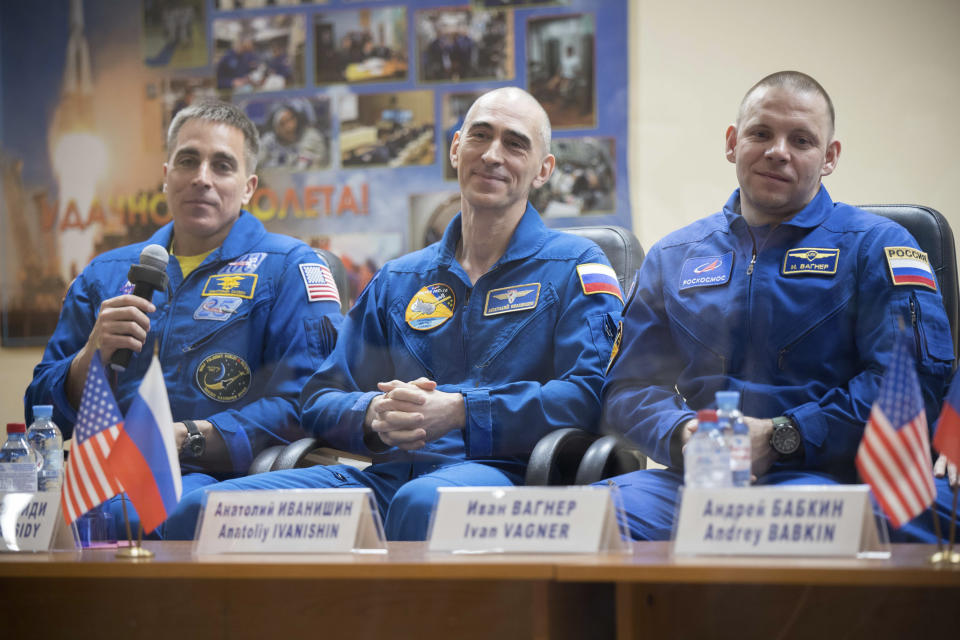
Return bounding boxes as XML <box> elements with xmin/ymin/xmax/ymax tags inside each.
<box><xmin>247</xmin><ymin>248</ymin><xmax>350</xmax><ymax>475</ymax></box>
<box><xmin>254</xmin><ymin>225</ymin><xmax>647</xmax><ymax>482</ymax></box>
<box><xmin>859</xmin><ymin>204</ymin><xmax>958</xmax><ymax>358</ymax></box>
<box><xmin>315</xmin><ymin>247</ymin><xmax>351</xmax><ymax>315</ymax></box>
<box><xmin>524</xmin><ymin>225</ymin><xmax>646</xmax><ymax>485</ymax></box>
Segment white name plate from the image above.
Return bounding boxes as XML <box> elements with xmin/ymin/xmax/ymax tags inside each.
<box><xmin>0</xmin><ymin>492</ymin><xmax>68</xmax><ymax>552</ymax></box>
<box><xmin>194</xmin><ymin>488</ymin><xmax>386</xmax><ymax>554</ymax></box>
<box><xmin>673</xmin><ymin>485</ymin><xmax>886</xmax><ymax>557</ymax></box>
<box><xmin>428</xmin><ymin>486</ymin><xmax>629</xmax><ymax>553</ymax></box>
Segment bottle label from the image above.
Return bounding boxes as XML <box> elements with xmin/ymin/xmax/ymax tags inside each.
<box><xmin>0</xmin><ymin>463</ymin><xmax>39</xmax><ymax>492</ymax></box>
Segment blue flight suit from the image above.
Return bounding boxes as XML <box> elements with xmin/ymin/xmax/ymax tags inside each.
<box><xmin>25</xmin><ymin>211</ymin><xmax>341</xmax><ymax>533</ymax></box>
<box><xmin>601</xmin><ymin>187</ymin><xmax>954</xmax><ymax>541</ymax></box>
<box><xmin>165</xmin><ymin>204</ymin><xmax>623</xmax><ymax>540</ymax></box>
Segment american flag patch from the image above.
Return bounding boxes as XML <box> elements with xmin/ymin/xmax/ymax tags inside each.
<box><xmin>885</xmin><ymin>246</ymin><xmax>937</xmax><ymax>291</ymax></box>
<box><xmin>576</xmin><ymin>263</ymin><xmax>623</xmax><ymax>302</ymax></box>
<box><xmin>299</xmin><ymin>263</ymin><xmax>340</xmax><ymax>303</ymax></box>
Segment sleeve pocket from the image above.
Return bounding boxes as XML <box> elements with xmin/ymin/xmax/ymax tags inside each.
<box><xmin>587</xmin><ymin>312</ymin><xmax>618</xmax><ymax>361</ymax></box>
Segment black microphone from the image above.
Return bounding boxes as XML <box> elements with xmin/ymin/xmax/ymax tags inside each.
<box><xmin>109</xmin><ymin>244</ymin><xmax>169</xmax><ymax>372</ymax></box>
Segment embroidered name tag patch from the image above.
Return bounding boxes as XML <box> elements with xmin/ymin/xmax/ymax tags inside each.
<box><xmin>194</xmin><ymin>295</ymin><xmax>243</xmax><ymax>321</ymax></box>
<box><xmin>679</xmin><ymin>252</ymin><xmax>733</xmax><ymax>291</ymax></box>
<box><xmin>885</xmin><ymin>246</ymin><xmax>937</xmax><ymax>290</ymax></box>
<box><xmin>576</xmin><ymin>264</ymin><xmax>623</xmax><ymax>302</ymax></box>
<box><xmin>406</xmin><ymin>283</ymin><xmax>456</xmax><ymax>330</ymax></box>
<box><xmin>202</xmin><ymin>273</ymin><xmax>258</xmax><ymax>299</ymax></box>
<box><xmin>220</xmin><ymin>252</ymin><xmax>267</xmax><ymax>274</ymax></box>
<box><xmin>484</xmin><ymin>283</ymin><xmax>541</xmax><ymax>316</ymax></box>
<box><xmin>782</xmin><ymin>248</ymin><xmax>840</xmax><ymax>276</ymax></box>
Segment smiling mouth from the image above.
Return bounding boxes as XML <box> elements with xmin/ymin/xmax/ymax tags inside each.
<box><xmin>757</xmin><ymin>172</ymin><xmax>790</xmax><ymax>183</ymax></box>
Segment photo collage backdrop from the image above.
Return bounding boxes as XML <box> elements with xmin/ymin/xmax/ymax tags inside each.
<box><xmin>0</xmin><ymin>0</ymin><xmax>629</xmax><ymax>344</ymax></box>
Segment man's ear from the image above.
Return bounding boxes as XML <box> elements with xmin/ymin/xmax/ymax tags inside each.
<box><xmin>821</xmin><ymin>139</ymin><xmax>841</xmax><ymax>177</ymax></box>
<box><xmin>724</xmin><ymin>124</ymin><xmax>738</xmax><ymax>164</ymax></box>
<box><xmin>449</xmin><ymin>131</ymin><xmax>461</xmax><ymax>170</ymax></box>
<box><xmin>532</xmin><ymin>153</ymin><xmax>556</xmax><ymax>189</ymax></box>
<box><xmin>242</xmin><ymin>173</ymin><xmax>258</xmax><ymax>205</ymax></box>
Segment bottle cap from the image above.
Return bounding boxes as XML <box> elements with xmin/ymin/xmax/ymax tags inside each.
<box><xmin>696</xmin><ymin>409</ymin><xmax>718</xmax><ymax>423</ymax></box>
<box><xmin>715</xmin><ymin>391</ymin><xmax>740</xmax><ymax>410</ymax></box>
<box><xmin>32</xmin><ymin>405</ymin><xmax>53</xmax><ymax>418</ymax></box>
<box><xmin>6</xmin><ymin>423</ymin><xmax>26</xmax><ymax>434</ymax></box>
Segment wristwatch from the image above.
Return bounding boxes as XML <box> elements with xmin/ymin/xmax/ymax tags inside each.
<box><xmin>770</xmin><ymin>416</ymin><xmax>802</xmax><ymax>458</ymax></box>
<box><xmin>181</xmin><ymin>420</ymin><xmax>206</xmax><ymax>458</ymax></box>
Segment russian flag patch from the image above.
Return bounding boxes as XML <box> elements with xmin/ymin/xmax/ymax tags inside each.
<box><xmin>576</xmin><ymin>263</ymin><xmax>623</xmax><ymax>302</ymax></box>
<box><xmin>884</xmin><ymin>246</ymin><xmax>937</xmax><ymax>291</ymax></box>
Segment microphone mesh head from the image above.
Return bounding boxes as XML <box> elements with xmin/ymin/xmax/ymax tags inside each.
<box><xmin>140</xmin><ymin>244</ymin><xmax>170</xmax><ymax>270</ymax></box>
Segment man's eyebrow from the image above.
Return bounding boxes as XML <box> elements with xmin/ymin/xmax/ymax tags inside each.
<box><xmin>212</xmin><ymin>151</ymin><xmax>239</xmax><ymax>167</ymax></box>
<box><xmin>172</xmin><ymin>147</ymin><xmax>200</xmax><ymax>159</ymax></box>
<box><xmin>466</xmin><ymin>120</ymin><xmax>532</xmax><ymax>148</ymax></box>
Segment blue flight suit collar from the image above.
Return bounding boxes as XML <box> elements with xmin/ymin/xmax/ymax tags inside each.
<box><xmin>722</xmin><ymin>185</ymin><xmax>834</xmax><ymax>232</ymax></box>
<box><xmin>436</xmin><ymin>202</ymin><xmax>549</xmax><ymax>270</ymax></box>
<box><xmin>146</xmin><ymin>210</ymin><xmax>267</xmax><ymax>265</ymax></box>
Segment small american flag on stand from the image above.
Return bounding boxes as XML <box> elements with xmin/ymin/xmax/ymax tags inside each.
<box><xmin>62</xmin><ymin>351</ymin><xmax>124</xmax><ymax>525</ymax></box>
<box><xmin>299</xmin><ymin>262</ymin><xmax>340</xmax><ymax>304</ymax></box>
<box><xmin>855</xmin><ymin>335</ymin><xmax>936</xmax><ymax>529</ymax></box>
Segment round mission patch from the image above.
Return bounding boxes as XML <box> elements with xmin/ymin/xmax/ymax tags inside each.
<box><xmin>196</xmin><ymin>352</ymin><xmax>252</xmax><ymax>402</ymax></box>
<box><xmin>405</xmin><ymin>283</ymin><xmax>456</xmax><ymax>331</ymax></box>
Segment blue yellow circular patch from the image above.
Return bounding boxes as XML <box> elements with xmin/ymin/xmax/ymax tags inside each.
<box><xmin>196</xmin><ymin>352</ymin><xmax>252</xmax><ymax>402</ymax></box>
<box><xmin>405</xmin><ymin>283</ymin><xmax>455</xmax><ymax>331</ymax></box>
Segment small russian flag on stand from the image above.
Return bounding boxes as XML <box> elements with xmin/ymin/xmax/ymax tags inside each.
<box><xmin>107</xmin><ymin>354</ymin><xmax>182</xmax><ymax>534</ymax></box>
<box><xmin>576</xmin><ymin>263</ymin><xmax>623</xmax><ymax>301</ymax></box>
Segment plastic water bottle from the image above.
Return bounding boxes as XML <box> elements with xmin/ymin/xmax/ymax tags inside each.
<box><xmin>0</xmin><ymin>423</ymin><xmax>40</xmax><ymax>492</ymax></box>
<box><xmin>27</xmin><ymin>405</ymin><xmax>64</xmax><ymax>492</ymax></box>
<box><xmin>684</xmin><ymin>409</ymin><xmax>731</xmax><ymax>488</ymax></box>
<box><xmin>716</xmin><ymin>391</ymin><xmax>751</xmax><ymax>487</ymax></box>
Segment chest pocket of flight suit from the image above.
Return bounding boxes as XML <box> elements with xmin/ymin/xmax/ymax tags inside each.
<box><xmin>181</xmin><ymin>295</ymin><xmax>271</xmax><ymax>360</ymax></box>
<box><xmin>775</xmin><ymin>285</ymin><xmax>854</xmax><ymax>372</ymax></box>
<box><xmin>475</xmin><ymin>285</ymin><xmax>559</xmax><ymax>371</ymax></box>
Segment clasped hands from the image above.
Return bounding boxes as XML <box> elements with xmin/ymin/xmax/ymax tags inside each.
<box><xmin>364</xmin><ymin>377</ymin><xmax>466</xmax><ymax>451</ymax></box>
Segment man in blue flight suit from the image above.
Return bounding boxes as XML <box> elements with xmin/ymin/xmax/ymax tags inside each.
<box><xmin>26</xmin><ymin>101</ymin><xmax>342</xmax><ymax>534</ymax></box>
<box><xmin>601</xmin><ymin>71</ymin><xmax>954</xmax><ymax>542</ymax></box>
<box><xmin>164</xmin><ymin>87</ymin><xmax>623</xmax><ymax>540</ymax></box>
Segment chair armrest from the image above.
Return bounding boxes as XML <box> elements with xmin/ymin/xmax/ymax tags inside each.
<box><xmin>574</xmin><ymin>435</ymin><xmax>646</xmax><ymax>485</ymax></box>
<box><xmin>247</xmin><ymin>444</ymin><xmax>284</xmax><ymax>475</ymax></box>
<box><xmin>524</xmin><ymin>428</ymin><xmax>600</xmax><ymax>486</ymax></box>
<box><xmin>271</xmin><ymin>437</ymin><xmax>373</xmax><ymax>471</ymax></box>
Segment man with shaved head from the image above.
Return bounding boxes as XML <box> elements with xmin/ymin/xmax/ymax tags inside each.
<box><xmin>601</xmin><ymin>71</ymin><xmax>954</xmax><ymax>542</ymax></box>
<box><xmin>166</xmin><ymin>87</ymin><xmax>623</xmax><ymax>540</ymax></box>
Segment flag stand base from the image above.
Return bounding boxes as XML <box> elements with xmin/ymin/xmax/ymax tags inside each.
<box><xmin>116</xmin><ymin>545</ymin><xmax>154</xmax><ymax>560</ymax></box>
<box><xmin>929</xmin><ymin>550</ymin><xmax>960</xmax><ymax>564</ymax></box>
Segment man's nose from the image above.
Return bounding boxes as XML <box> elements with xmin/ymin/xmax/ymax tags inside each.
<box><xmin>192</xmin><ymin>161</ymin><xmax>213</xmax><ymax>186</ymax></box>
<box><xmin>481</xmin><ymin>139</ymin><xmax>504</xmax><ymax>164</ymax></box>
<box><xmin>764</xmin><ymin>137</ymin><xmax>789</xmax><ymax>161</ymax></box>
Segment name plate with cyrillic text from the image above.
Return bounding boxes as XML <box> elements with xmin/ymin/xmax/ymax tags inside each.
<box><xmin>673</xmin><ymin>485</ymin><xmax>886</xmax><ymax>557</ymax></box>
<box><xmin>428</xmin><ymin>486</ymin><xmax>629</xmax><ymax>553</ymax></box>
<box><xmin>1</xmin><ymin>492</ymin><xmax>70</xmax><ymax>552</ymax></box>
<box><xmin>193</xmin><ymin>488</ymin><xmax>386</xmax><ymax>554</ymax></box>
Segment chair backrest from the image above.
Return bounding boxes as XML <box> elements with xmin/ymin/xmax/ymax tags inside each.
<box><xmin>859</xmin><ymin>204</ymin><xmax>959</xmax><ymax>359</ymax></box>
<box><xmin>562</xmin><ymin>225</ymin><xmax>644</xmax><ymax>290</ymax></box>
<box><xmin>314</xmin><ymin>247</ymin><xmax>351</xmax><ymax>314</ymax></box>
